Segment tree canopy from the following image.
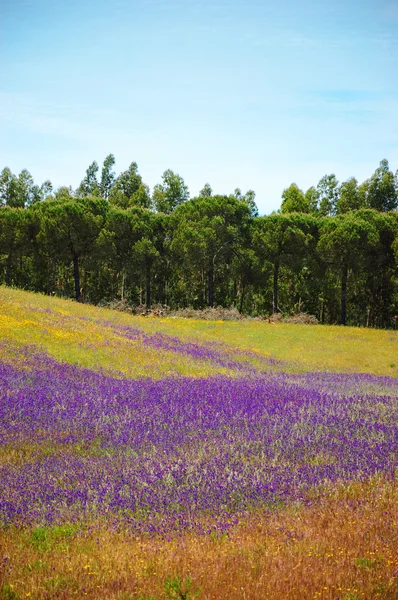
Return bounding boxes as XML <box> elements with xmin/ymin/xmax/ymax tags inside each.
<box><xmin>0</xmin><ymin>155</ymin><xmax>397</xmax><ymax>327</ymax></box>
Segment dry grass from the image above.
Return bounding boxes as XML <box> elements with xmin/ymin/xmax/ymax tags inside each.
<box><xmin>1</xmin><ymin>478</ymin><xmax>397</xmax><ymax>600</ymax></box>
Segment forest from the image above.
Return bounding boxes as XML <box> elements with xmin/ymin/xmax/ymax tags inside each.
<box><xmin>0</xmin><ymin>156</ymin><xmax>397</xmax><ymax>328</ymax></box>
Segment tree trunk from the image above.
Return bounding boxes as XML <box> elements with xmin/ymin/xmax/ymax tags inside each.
<box><xmin>273</xmin><ymin>262</ymin><xmax>279</xmax><ymax>314</ymax></box>
<box><xmin>208</xmin><ymin>264</ymin><xmax>214</xmax><ymax>308</ymax></box>
<box><xmin>121</xmin><ymin>270</ymin><xmax>126</xmax><ymax>301</ymax></box>
<box><xmin>5</xmin><ymin>255</ymin><xmax>12</xmax><ymax>286</ymax></box>
<box><xmin>73</xmin><ymin>254</ymin><xmax>82</xmax><ymax>302</ymax></box>
<box><xmin>164</xmin><ymin>278</ymin><xmax>168</xmax><ymax>306</ymax></box>
<box><xmin>340</xmin><ymin>264</ymin><xmax>348</xmax><ymax>325</ymax></box>
<box><xmin>239</xmin><ymin>283</ymin><xmax>246</xmax><ymax>314</ymax></box>
<box><xmin>146</xmin><ymin>263</ymin><xmax>151</xmax><ymax>309</ymax></box>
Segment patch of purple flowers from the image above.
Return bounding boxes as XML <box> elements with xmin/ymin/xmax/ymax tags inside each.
<box><xmin>0</xmin><ymin>349</ymin><xmax>397</xmax><ymax>534</ymax></box>
<box><xmin>101</xmin><ymin>322</ymin><xmax>278</xmax><ymax>372</ymax></box>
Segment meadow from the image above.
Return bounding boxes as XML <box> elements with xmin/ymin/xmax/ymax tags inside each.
<box><xmin>0</xmin><ymin>287</ymin><xmax>397</xmax><ymax>600</ymax></box>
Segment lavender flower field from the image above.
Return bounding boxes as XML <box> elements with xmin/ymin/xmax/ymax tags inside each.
<box><xmin>0</xmin><ymin>288</ymin><xmax>397</xmax><ymax>600</ymax></box>
<box><xmin>1</xmin><ymin>347</ymin><xmax>397</xmax><ymax>533</ymax></box>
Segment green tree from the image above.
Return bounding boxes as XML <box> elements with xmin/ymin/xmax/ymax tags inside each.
<box><xmin>280</xmin><ymin>183</ymin><xmax>310</xmax><ymax>213</ymax></box>
<box><xmin>355</xmin><ymin>209</ymin><xmax>398</xmax><ymax>327</ymax></box>
<box><xmin>304</xmin><ymin>186</ymin><xmax>319</xmax><ymax>213</ymax></box>
<box><xmin>0</xmin><ymin>208</ymin><xmax>25</xmax><ymax>285</ymax></box>
<box><xmin>131</xmin><ymin>183</ymin><xmax>152</xmax><ymax>209</ymax></box>
<box><xmin>76</xmin><ymin>161</ymin><xmax>100</xmax><ymax>197</ymax></box>
<box><xmin>17</xmin><ymin>169</ymin><xmax>37</xmax><ymax>206</ymax></box>
<box><xmin>337</xmin><ymin>177</ymin><xmax>363</xmax><ymax>214</ymax></box>
<box><xmin>199</xmin><ymin>183</ymin><xmax>212</xmax><ymax>197</ymax></box>
<box><xmin>393</xmin><ymin>230</ymin><xmax>398</xmax><ymax>266</ymax></box>
<box><xmin>0</xmin><ymin>167</ymin><xmax>18</xmax><ymax>207</ymax></box>
<box><xmin>39</xmin><ymin>180</ymin><xmax>53</xmax><ymax>202</ymax></box>
<box><xmin>129</xmin><ymin>210</ymin><xmax>164</xmax><ymax>308</ymax></box>
<box><xmin>54</xmin><ymin>186</ymin><xmax>74</xmax><ymax>200</ymax></box>
<box><xmin>365</xmin><ymin>159</ymin><xmax>398</xmax><ymax>212</ymax></box>
<box><xmin>317</xmin><ymin>213</ymin><xmax>379</xmax><ymax>325</ymax></box>
<box><xmin>100</xmin><ymin>154</ymin><xmax>116</xmax><ymax>199</ymax></box>
<box><xmin>253</xmin><ymin>214</ymin><xmax>314</xmax><ymax>314</ymax></box>
<box><xmin>0</xmin><ymin>168</ymin><xmax>45</xmax><ymax>207</ymax></box>
<box><xmin>317</xmin><ymin>174</ymin><xmax>340</xmax><ymax>216</ymax></box>
<box><xmin>231</xmin><ymin>188</ymin><xmax>258</xmax><ymax>217</ymax></box>
<box><xmin>133</xmin><ymin>237</ymin><xmax>160</xmax><ymax>309</ymax></box>
<box><xmin>98</xmin><ymin>206</ymin><xmax>159</xmax><ymax>303</ymax></box>
<box><xmin>153</xmin><ymin>169</ymin><xmax>189</xmax><ymax>214</ymax></box>
<box><xmin>170</xmin><ymin>195</ymin><xmax>251</xmax><ymax>308</ymax></box>
<box><xmin>22</xmin><ymin>202</ymin><xmax>55</xmax><ymax>293</ymax></box>
<box><xmin>38</xmin><ymin>197</ymin><xmax>108</xmax><ymax>301</ymax></box>
<box><xmin>109</xmin><ymin>162</ymin><xmax>151</xmax><ymax>209</ymax></box>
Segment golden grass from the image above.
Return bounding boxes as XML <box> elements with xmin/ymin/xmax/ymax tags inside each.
<box><xmin>1</xmin><ymin>478</ymin><xmax>397</xmax><ymax>600</ymax></box>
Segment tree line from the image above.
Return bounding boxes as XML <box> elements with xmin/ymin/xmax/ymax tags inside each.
<box><xmin>1</xmin><ymin>155</ymin><xmax>397</xmax><ymax>327</ymax></box>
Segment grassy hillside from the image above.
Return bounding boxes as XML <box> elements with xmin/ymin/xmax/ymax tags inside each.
<box><xmin>0</xmin><ymin>286</ymin><xmax>397</xmax><ymax>600</ymax></box>
<box><xmin>0</xmin><ymin>286</ymin><xmax>397</xmax><ymax>377</ymax></box>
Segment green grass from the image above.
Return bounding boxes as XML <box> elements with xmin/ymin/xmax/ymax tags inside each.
<box><xmin>0</xmin><ymin>286</ymin><xmax>396</xmax><ymax>378</ymax></box>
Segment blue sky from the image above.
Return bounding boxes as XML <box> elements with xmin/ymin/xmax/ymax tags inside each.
<box><xmin>1</xmin><ymin>0</ymin><xmax>397</xmax><ymax>214</ymax></box>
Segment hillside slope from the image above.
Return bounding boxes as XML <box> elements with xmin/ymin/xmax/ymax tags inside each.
<box><xmin>0</xmin><ymin>286</ymin><xmax>397</xmax><ymax>378</ymax></box>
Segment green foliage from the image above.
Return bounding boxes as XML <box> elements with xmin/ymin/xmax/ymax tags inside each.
<box><xmin>209</xmin><ymin>530</ymin><xmax>228</xmax><ymax>542</ymax></box>
<box><xmin>0</xmin><ymin>208</ymin><xmax>27</xmax><ymax>286</ymax></box>
<box><xmin>0</xmin><ymin>156</ymin><xmax>397</xmax><ymax>327</ymax></box>
<box><xmin>354</xmin><ymin>556</ymin><xmax>383</xmax><ymax>569</ymax></box>
<box><xmin>199</xmin><ymin>182</ymin><xmax>212</xmax><ymax>197</ymax></box>
<box><xmin>0</xmin><ymin>167</ymin><xmax>50</xmax><ymax>207</ymax></box>
<box><xmin>37</xmin><ymin>197</ymin><xmax>107</xmax><ymax>262</ymax></box>
<box><xmin>317</xmin><ymin>213</ymin><xmax>379</xmax><ymax>268</ymax></box>
<box><xmin>317</xmin><ymin>174</ymin><xmax>339</xmax><ymax>216</ymax></box>
<box><xmin>304</xmin><ymin>186</ymin><xmax>319</xmax><ymax>212</ymax></box>
<box><xmin>231</xmin><ymin>188</ymin><xmax>259</xmax><ymax>217</ymax></box>
<box><xmin>281</xmin><ymin>183</ymin><xmax>311</xmax><ymax>214</ymax></box>
<box><xmin>253</xmin><ymin>213</ymin><xmax>316</xmax><ymax>313</ymax></box>
<box><xmin>29</xmin><ymin>524</ymin><xmax>77</xmax><ymax>552</ymax></box>
<box><xmin>170</xmin><ymin>195</ymin><xmax>251</xmax><ymax>307</ymax></box>
<box><xmin>317</xmin><ymin>212</ymin><xmax>380</xmax><ymax>324</ymax></box>
<box><xmin>109</xmin><ymin>162</ymin><xmax>152</xmax><ymax>209</ymax></box>
<box><xmin>54</xmin><ymin>185</ymin><xmax>73</xmax><ymax>200</ymax></box>
<box><xmin>337</xmin><ymin>177</ymin><xmax>364</xmax><ymax>213</ymax></box>
<box><xmin>153</xmin><ymin>169</ymin><xmax>189</xmax><ymax>214</ymax></box>
<box><xmin>76</xmin><ymin>161</ymin><xmax>100</xmax><ymax>197</ymax></box>
<box><xmin>1</xmin><ymin>585</ymin><xmax>19</xmax><ymax>600</ymax></box>
<box><xmin>100</xmin><ymin>153</ymin><xmax>116</xmax><ymax>199</ymax></box>
<box><xmin>393</xmin><ymin>233</ymin><xmax>398</xmax><ymax>265</ymax></box>
<box><xmin>0</xmin><ymin>168</ymin><xmax>18</xmax><ymax>207</ymax></box>
<box><xmin>36</xmin><ymin>196</ymin><xmax>108</xmax><ymax>300</ymax></box>
<box><xmin>364</xmin><ymin>159</ymin><xmax>398</xmax><ymax>212</ymax></box>
<box><xmin>164</xmin><ymin>575</ymin><xmax>199</xmax><ymax>600</ymax></box>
